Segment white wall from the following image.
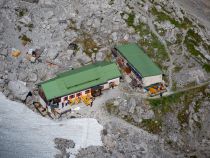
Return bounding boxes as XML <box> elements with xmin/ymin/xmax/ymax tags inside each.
<box><xmin>142</xmin><ymin>75</ymin><xmax>162</xmax><ymax>87</ymax></box>
<box><xmin>39</xmin><ymin>95</ymin><xmax>47</xmax><ymax>108</ymax></box>
<box><xmin>108</xmin><ymin>78</ymin><xmax>120</xmax><ymax>85</ymax></box>
<box><xmin>103</xmin><ymin>78</ymin><xmax>120</xmax><ymax>90</ymax></box>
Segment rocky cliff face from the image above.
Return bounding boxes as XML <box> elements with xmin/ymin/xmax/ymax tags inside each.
<box><xmin>0</xmin><ymin>0</ymin><xmax>209</xmax><ymax>157</ymax></box>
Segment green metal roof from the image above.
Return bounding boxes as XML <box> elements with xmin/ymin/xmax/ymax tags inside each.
<box><xmin>39</xmin><ymin>62</ymin><xmax>121</xmax><ymax>100</ymax></box>
<box><xmin>115</xmin><ymin>43</ymin><xmax>162</xmax><ymax>77</ymax></box>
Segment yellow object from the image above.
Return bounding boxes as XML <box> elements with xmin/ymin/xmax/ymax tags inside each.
<box><xmin>11</xmin><ymin>49</ymin><xmax>21</xmax><ymax>57</ymax></box>
<box><xmin>81</xmin><ymin>95</ymin><xmax>92</xmax><ymax>106</ymax></box>
<box><xmin>149</xmin><ymin>87</ymin><xmax>157</xmax><ymax>94</ymax></box>
<box><xmin>69</xmin><ymin>98</ymin><xmax>75</xmax><ymax>106</ymax></box>
<box><xmin>75</xmin><ymin>97</ymin><xmax>81</xmax><ymax>104</ymax></box>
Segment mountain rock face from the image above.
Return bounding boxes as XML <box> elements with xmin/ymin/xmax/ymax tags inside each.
<box><xmin>0</xmin><ymin>0</ymin><xmax>209</xmax><ymax>157</ymax></box>
<box><xmin>21</xmin><ymin>0</ymin><xmax>39</xmax><ymax>3</ymax></box>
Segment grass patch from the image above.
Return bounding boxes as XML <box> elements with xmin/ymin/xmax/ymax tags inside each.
<box><xmin>16</xmin><ymin>25</ymin><xmax>21</xmax><ymax>32</ymax></box>
<box><xmin>105</xmin><ymin>101</ymin><xmax>118</xmax><ymax>114</ymax></box>
<box><xmin>108</xmin><ymin>0</ymin><xmax>115</xmax><ymax>5</ymax></box>
<box><xmin>194</xmin><ymin>100</ymin><xmax>201</xmax><ymax>113</ymax></box>
<box><xmin>172</xmin><ymin>81</ymin><xmax>177</xmax><ymax>91</ymax></box>
<box><xmin>186</xmin><ymin>29</ymin><xmax>203</xmax><ymax>44</ymax></box>
<box><xmin>75</xmin><ymin>33</ymin><xmax>99</xmax><ymax>57</ymax></box>
<box><xmin>19</xmin><ymin>34</ymin><xmax>31</xmax><ymax>45</ymax></box>
<box><xmin>15</xmin><ymin>8</ymin><xmax>28</xmax><ymax>17</ymax></box>
<box><xmin>66</xmin><ymin>19</ymin><xmax>78</xmax><ymax>31</ymax></box>
<box><xmin>150</xmin><ymin>7</ymin><xmax>192</xmax><ymax>29</ymax></box>
<box><xmin>174</xmin><ymin>66</ymin><xmax>182</xmax><ymax>73</ymax></box>
<box><xmin>177</xmin><ymin>104</ymin><xmax>189</xmax><ymax>126</ymax></box>
<box><xmin>125</xmin><ymin>12</ymin><xmax>135</xmax><ymax>27</ymax></box>
<box><xmin>175</xmin><ymin>33</ymin><xmax>183</xmax><ymax>44</ymax></box>
<box><xmin>203</xmin><ymin>64</ymin><xmax>210</xmax><ymax>73</ymax></box>
<box><xmin>184</xmin><ymin>29</ymin><xmax>210</xmax><ymax>73</ymax></box>
<box><xmin>148</xmin><ymin>84</ymin><xmax>208</xmax><ymax>130</ymax></box>
<box><xmin>25</xmin><ymin>23</ymin><xmax>34</xmax><ymax>31</ymax></box>
<box><xmin>141</xmin><ymin>119</ymin><xmax>162</xmax><ymax>134</ymax></box>
<box><xmin>184</xmin><ymin>29</ymin><xmax>207</xmax><ymax>62</ymax></box>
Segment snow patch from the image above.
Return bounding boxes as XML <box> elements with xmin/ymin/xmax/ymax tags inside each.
<box><xmin>0</xmin><ymin>93</ymin><xmax>103</xmax><ymax>158</ymax></box>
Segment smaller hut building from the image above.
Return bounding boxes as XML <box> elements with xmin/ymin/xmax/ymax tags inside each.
<box><xmin>112</xmin><ymin>43</ymin><xmax>166</xmax><ymax>95</ymax></box>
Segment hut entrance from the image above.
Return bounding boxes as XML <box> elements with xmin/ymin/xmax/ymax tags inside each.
<box><xmin>91</xmin><ymin>85</ymin><xmax>103</xmax><ymax>97</ymax></box>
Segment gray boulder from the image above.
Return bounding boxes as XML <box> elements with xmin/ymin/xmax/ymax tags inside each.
<box><xmin>28</xmin><ymin>72</ymin><xmax>38</xmax><ymax>82</ymax></box>
<box><xmin>96</xmin><ymin>52</ymin><xmax>105</xmax><ymax>61</ymax></box>
<box><xmin>19</xmin><ymin>15</ymin><xmax>32</xmax><ymax>25</ymax></box>
<box><xmin>39</xmin><ymin>0</ymin><xmax>55</xmax><ymax>8</ymax></box>
<box><xmin>8</xmin><ymin>80</ymin><xmax>30</xmax><ymax>101</ymax></box>
<box><xmin>0</xmin><ymin>22</ymin><xmax>4</xmax><ymax>33</ymax></box>
<box><xmin>21</xmin><ymin>0</ymin><xmax>39</xmax><ymax>3</ymax></box>
<box><xmin>128</xmin><ymin>97</ymin><xmax>136</xmax><ymax>113</ymax></box>
<box><xmin>47</xmin><ymin>48</ymin><xmax>59</xmax><ymax>60</ymax></box>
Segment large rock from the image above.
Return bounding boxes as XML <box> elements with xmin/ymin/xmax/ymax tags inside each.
<box><xmin>128</xmin><ymin>97</ymin><xmax>136</xmax><ymax>113</ymax></box>
<box><xmin>47</xmin><ymin>48</ymin><xmax>59</xmax><ymax>60</ymax></box>
<box><xmin>8</xmin><ymin>80</ymin><xmax>30</xmax><ymax>101</ymax></box>
<box><xmin>77</xmin><ymin>53</ymin><xmax>92</xmax><ymax>64</ymax></box>
<box><xmin>28</xmin><ymin>72</ymin><xmax>38</xmax><ymax>82</ymax></box>
<box><xmin>111</xmin><ymin>32</ymin><xmax>118</xmax><ymax>41</ymax></box>
<box><xmin>0</xmin><ymin>22</ymin><xmax>4</xmax><ymax>33</ymax></box>
<box><xmin>44</xmin><ymin>11</ymin><xmax>54</xmax><ymax>19</ymax></box>
<box><xmin>54</xmin><ymin>138</ymin><xmax>75</xmax><ymax>149</ymax></box>
<box><xmin>21</xmin><ymin>0</ymin><xmax>39</xmax><ymax>3</ymax></box>
<box><xmin>39</xmin><ymin>0</ymin><xmax>55</xmax><ymax>8</ymax></box>
<box><xmin>19</xmin><ymin>15</ymin><xmax>32</xmax><ymax>25</ymax></box>
<box><xmin>96</xmin><ymin>51</ymin><xmax>105</xmax><ymax>61</ymax></box>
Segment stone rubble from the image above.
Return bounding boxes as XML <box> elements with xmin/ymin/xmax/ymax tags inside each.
<box><xmin>0</xmin><ymin>0</ymin><xmax>209</xmax><ymax>157</ymax></box>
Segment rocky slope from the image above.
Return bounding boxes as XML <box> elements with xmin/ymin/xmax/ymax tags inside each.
<box><xmin>0</xmin><ymin>0</ymin><xmax>210</xmax><ymax>157</ymax></box>
<box><xmin>175</xmin><ymin>0</ymin><xmax>210</xmax><ymax>31</ymax></box>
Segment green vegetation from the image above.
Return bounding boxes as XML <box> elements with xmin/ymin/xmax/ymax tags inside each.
<box><xmin>105</xmin><ymin>85</ymin><xmax>208</xmax><ymax>134</ymax></box>
<box><xmin>184</xmin><ymin>29</ymin><xmax>210</xmax><ymax>73</ymax></box>
<box><xmin>66</xmin><ymin>19</ymin><xmax>78</xmax><ymax>31</ymax></box>
<box><xmin>138</xmin><ymin>31</ymin><xmax>169</xmax><ymax>71</ymax></box>
<box><xmin>16</xmin><ymin>25</ymin><xmax>21</xmax><ymax>32</ymax></box>
<box><xmin>141</xmin><ymin>119</ymin><xmax>162</xmax><ymax>134</ymax></box>
<box><xmin>184</xmin><ymin>29</ymin><xmax>205</xmax><ymax>58</ymax></box>
<box><xmin>19</xmin><ymin>34</ymin><xmax>31</xmax><ymax>45</ymax></box>
<box><xmin>75</xmin><ymin>33</ymin><xmax>99</xmax><ymax>57</ymax></box>
<box><xmin>194</xmin><ymin>100</ymin><xmax>201</xmax><ymax>113</ymax></box>
<box><xmin>108</xmin><ymin>0</ymin><xmax>115</xmax><ymax>5</ymax></box>
<box><xmin>150</xmin><ymin>7</ymin><xmax>192</xmax><ymax>29</ymax></box>
<box><xmin>25</xmin><ymin>23</ymin><xmax>34</xmax><ymax>31</ymax></box>
<box><xmin>174</xmin><ymin>66</ymin><xmax>182</xmax><ymax>73</ymax></box>
<box><xmin>203</xmin><ymin>64</ymin><xmax>210</xmax><ymax>73</ymax></box>
<box><xmin>105</xmin><ymin>101</ymin><xmax>118</xmax><ymax>114</ymax></box>
<box><xmin>15</xmin><ymin>8</ymin><xmax>28</xmax><ymax>17</ymax></box>
<box><xmin>125</xmin><ymin>12</ymin><xmax>135</xmax><ymax>27</ymax></box>
<box><xmin>175</xmin><ymin>33</ymin><xmax>183</xmax><ymax>44</ymax></box>
<box><xmin>177</xmin><ymin>104</ymin><xmax>189</xmax><ymax>126</ymax></box>
<box><xmin>157</xmin><ymin>28</ymin><xmax>167</xmax><ymax>36</ymax></box>
<box><xmin>148</xmin><ymin>85</ymin><xmax>208</xmax><ymax>131</ymax></box>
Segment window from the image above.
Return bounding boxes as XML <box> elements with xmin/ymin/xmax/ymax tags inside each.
<box><xmin>69</xmin><ymin>95</ymin><xmax>75</xmax><ymax>99</ymax></box>
<box><xmin>76</xmin><ymin>93</ymin><xmax>81</xmax><ymax>97</ymax></box>
<box><xmin>85</xmin><ymin>90</ymin><xmax>90</xmax><ymax>94</ymax></box>
<box><xmin>64</xmin><ymin>96</ymin><xmax>68</xmax><ymax>101</ymax></box>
